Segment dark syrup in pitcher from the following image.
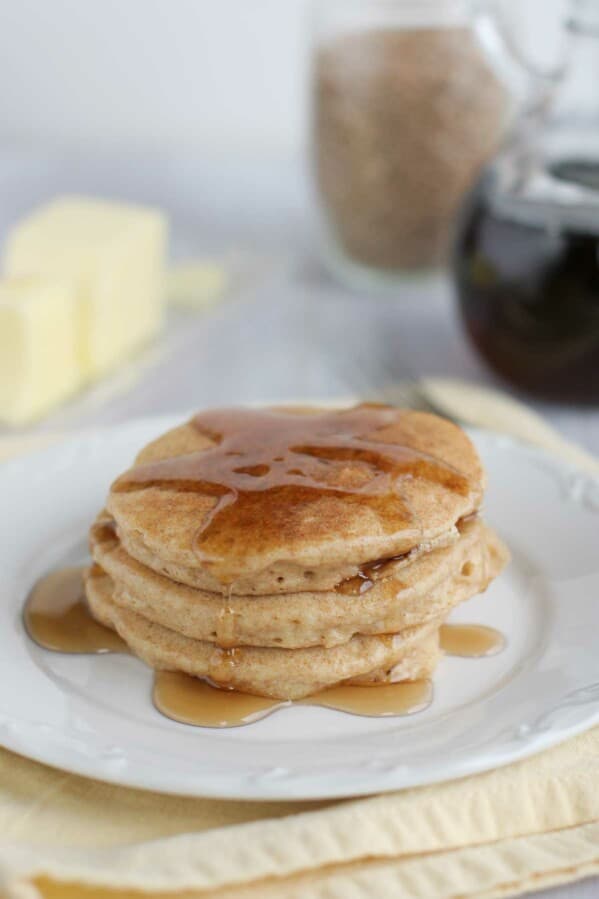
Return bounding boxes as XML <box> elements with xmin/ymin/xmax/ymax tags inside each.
<box><xmin>454</xmin><ymin>161</ymin><xmax>599</xmax><ymax>403</ymax></box>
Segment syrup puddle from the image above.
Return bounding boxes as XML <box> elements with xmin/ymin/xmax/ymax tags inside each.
<box><xmin>24</xmin><ymin>566</ymin><xmax>128</xmax><ymax>654</ymax></box>
<box><xmin>24</xmin><ymin>567</ymin><xmax>504</xmax><ymax>728</ymax></box>
<box><xmin>440</xmin><ymin>623</ymin><xmax>504</xmax><ymax>657</ymax></box>
<box><xmin>153</xmin><ymin>671</ymin><xmax>433</xmax><ymax>727</ymax></box>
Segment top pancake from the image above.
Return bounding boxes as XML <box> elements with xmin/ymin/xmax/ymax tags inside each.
<box><xmin>106</xmin><ymin>404</ymin><xmax>485</xmax><ymax>593</ymax></box>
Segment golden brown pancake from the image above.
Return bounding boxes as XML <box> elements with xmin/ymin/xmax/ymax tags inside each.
<box><xmin>91</xmin><ymin>515</ymin><xmax>509</xmax><ymax>649</ymax></box>
<box><xmin>85</xmin><ymin>566</ymin><xmax>441</xmax><ymax>700</ymax></box>
<box><xmin>107</xmin><ymin>405</ymin><xmax>485</xmax><ymax>593</ymax></box>
<box><xmin>116</xmin><ymin>520</ymin><xmax>460</xmax><ymax>596</ymax></box>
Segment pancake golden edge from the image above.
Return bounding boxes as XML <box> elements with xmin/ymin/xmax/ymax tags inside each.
<box><xmin>85</xmin><ymin>567</ymin><xmax>441</xmax><ymax>700</ymax></box>
<box><xmin>106</xmin><ymin>407</ymin><xmax>486</xmax><ymax>594</ymax></box>
<box><xmin>91</xmin><ymin>516</ymin><xmax>509</xmax><ymax>649</ymax></box>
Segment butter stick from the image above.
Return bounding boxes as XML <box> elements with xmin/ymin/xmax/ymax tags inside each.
<box><xmin>0</xmin><ymin>277</ymin><xmax>80</xmax><ymax>424</ymax></box>
<box><xmin>4</xmin><ymin>196</ymin><xmax>168</xmax><ymax>379</ymax></box>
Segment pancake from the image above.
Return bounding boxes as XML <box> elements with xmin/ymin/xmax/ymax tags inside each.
<box><xmin>116</xmin><ymin>520</ymin><xmax>460</xmax><ymax>596</ymax></box>
<box><xmin>107</xmin><ymin>405</ymin><xmax>485</xmax><ymax>593</ymax></box>
<box><xmin>85</xmin><ymin>566</ymin><xmax>441</xmax><ymax>700</ymax></box>
<box><xmin>91</xmin><ymin>515</ymin><xmax>509</xmax><ymax>649</ymax></box>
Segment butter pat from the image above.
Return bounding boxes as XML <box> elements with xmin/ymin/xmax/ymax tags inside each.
<box><xmin>4</xmin><ymin>197</ymin><xmax>168</xmax><ymax>379</ymax></box>
<box><xmin>0</xmin><ymin>277</ymin><xmax>80</xmax><ymax>424</ymax></box>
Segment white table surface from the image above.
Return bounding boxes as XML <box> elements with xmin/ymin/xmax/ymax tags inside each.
<box><xmin>0</xmin><ymin>150</ymin><xmax>597</xmax><ymax>897</ymax></box>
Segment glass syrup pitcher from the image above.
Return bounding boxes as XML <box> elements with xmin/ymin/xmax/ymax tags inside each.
<box><xmin>454</xmin><ymin>0</ymin><xmax>599</xmax><ymax>403</ymax></box>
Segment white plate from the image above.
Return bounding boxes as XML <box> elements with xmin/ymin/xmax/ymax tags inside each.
<box><xmin>1</xmin><ymin>416</ymin><xmax>598</xmax><ymax>800</ymax></box>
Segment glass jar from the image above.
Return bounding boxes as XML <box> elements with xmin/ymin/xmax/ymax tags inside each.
<box><xmin>454</xmin><ymin>0</ymin><xmax>599</xmax><ymax>403</ymax></box>
<box><xmin>310</xmin><ymin>0</ymin><xmax>510</xmax><ymax>289</ymax></box>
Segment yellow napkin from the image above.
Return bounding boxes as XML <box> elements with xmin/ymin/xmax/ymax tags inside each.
<box><xmin>1</xmin><ymin>383</ymin><xmax>599</xmax><ymax>899</ymax></box>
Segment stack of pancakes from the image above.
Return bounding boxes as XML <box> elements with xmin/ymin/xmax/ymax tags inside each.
<box><xmin>85</xmin><ymin>405</ymin><xmax>509</xmax><ymax>700</ymax></box>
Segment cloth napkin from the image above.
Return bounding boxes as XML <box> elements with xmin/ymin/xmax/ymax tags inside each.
<box><xmin>1</xmin><ymin>382</ymin><xmax>599</xmax><ymax>899</ymax></box>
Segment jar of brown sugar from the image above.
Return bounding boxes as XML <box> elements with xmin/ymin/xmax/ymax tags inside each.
<box><xmin>310</xmin><ymin>0</ymin><xmax>510</xmax><ymax>288</ymax></box>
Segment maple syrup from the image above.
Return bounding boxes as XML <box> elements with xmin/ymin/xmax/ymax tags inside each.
<box><xmin>305</xmin><ymin>679</ymin><xmax>433</xmax><ymax>717</ymax></box>
<box><xmin>112</xmin><ymin>406</ymin><xmax>471</xmax><ymax>584</ymax></box>
<box><xmin>440</xmin><ymin>623</ymin><xmax>504</xmax><ymax>657</ymax></box>
<box><xmin>24</xmin><ymin>566</ymin><xmax>127</xmax><ymax>654</ymax></box>
<box><xmin>153</xmin><ymin>671</ymin><xmax>288</xmax><ymax>727</ymax></box>
<box><xmin>455</xmin><ymin>166</ymin><xmax>599</xmax><ymax>403</ymax></box>
<box><xmin>335</xmin><ymin>551</ymin><xmax>411</xmax><ymax>596</ymax></box>
<box><xmin>335</xmin><ymin>512</ymin><xmax>478</xmax><ymax>596</ymax></box>
<box><xmin>215</xmin><ymin>603</ymin><xmax>238</xmax><ymax>648</ymax></box>
<box><xmin>154</xmin><ymin>672</ymin><xmax>433</xmax><ymax>727</ymax></box>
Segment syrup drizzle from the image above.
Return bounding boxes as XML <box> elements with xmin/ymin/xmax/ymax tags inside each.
<box><xmin>111</xmin><ymin>405</ymin><xmax>471</xmax><ymax>584</ymax></box>
<box><xmin>335</xmin><ymin>550</ymin><xmax>412</xmax><ymax>595</ymax></box>
<box><xmin>24</xmin><ymin>567</ymin><xmax>505</xmax><ymax>729</ymax></box>
<box><xmin>335</xmin><ymin>512</ymin><xmax>479</xmax><ymax>597</ymax></box>
<box><xmin>215</xmin><ymin>586</ymin><xmax>238</xmax><ymax>649</ymax></box>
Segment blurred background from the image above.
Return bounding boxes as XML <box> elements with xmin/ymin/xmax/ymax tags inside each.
<box><xmin>0</xmin><ymin>0</ymin><xmax>597</xmax><ymax>450</ymax></box>
<box><xmin>0</xmin><ymin>0</ymin><xmax>563</xmax><ymax>154</ymax></box>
